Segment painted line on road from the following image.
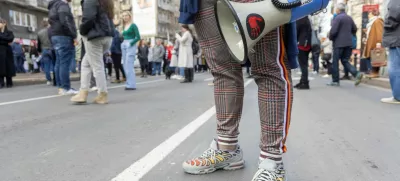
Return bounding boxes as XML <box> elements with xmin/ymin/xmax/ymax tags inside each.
<box><xmin>111</xmin><ymin>79</ymin><xmax>254</xmax><ymax>181</ymax></box>
<box><xmin>204</xmin><ymin>78</ymin><xmax>214</xmax><ymax>81</ymax></box>
<box><xmin>0</xmin><ymin>79</ymin><xmax>165</xmax><ymax>107</ymax></box>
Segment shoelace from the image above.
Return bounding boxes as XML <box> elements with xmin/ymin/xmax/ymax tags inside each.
<box><xmin>254</xmin><ymin>169</ymin><xmax>278</xmax><ymax>181</ymax></box>
<box><xmin>199</xmin><ymin>148</ymin><xmax>223</xmax><ymax>163</ymax></box>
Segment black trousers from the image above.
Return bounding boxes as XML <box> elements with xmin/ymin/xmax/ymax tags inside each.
<box><xmin>0</xmin><ymin>76</ymin><xmax>13</xmax><ymax>87</ymax></box>
<box><xmin>106</xmin><ymin>63</ymin><xmax>112</xmax><ymax>77</ymax></box>
<box><xmin>147</xmin><ymin>62</ymin><xmax>153</xmax><ymax>75</ymax></box>
<box><xmin>298</xmin><ymin>49</ymin><xmax>311</xmax><ymax>83</ymax></box>
<box><xmin>111</xmin><ymin>54</ymin><xmax>126</xmax><ymax>80</ymax></box>
<box><xmin>139</xmin><ymin>58</ymin><xmax>148</xmax><ymax>74</ymax></box>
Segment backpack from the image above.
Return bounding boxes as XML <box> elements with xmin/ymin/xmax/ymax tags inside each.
<box><xmin>192</xmin><ymin>38</ymin><xmax>200</xmax><ymax>55</ymax></box>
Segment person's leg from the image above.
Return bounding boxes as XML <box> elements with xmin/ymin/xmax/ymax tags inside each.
<box><xmin>125</xmin><ymin>44</ymin><xmax>137</xmax><ymax>89</ymax></box>
<box><xmin>43</xmin><ymin>50</ymin><xmax>52</xmax><ymax>82</ymax></box>
<box><xmin>296</xmin><ymin>49</ymin><xmax>310</xmax><ymax>89</ymax></box>
<box><xmin>0</xmin><ymin>76</ymin><xmax>4</xmax><ymax>87</ymax></box>
<box><xmin>54</xmin><ymin>36</ymin><xmax>74</xmax><ymax>91</ymax></box>
<box><xmin>112</xmin><ymin>54</ymin><xmax>121</xmax><ymax>81</ymax></box>
<box><xmin>107</xmin><ymin>63</ymin><xmax>112</xmax><ymax>77</ymax></box>
<box><xmin>330</xmin><ymin>48</ymin><xmax>341</xmax><ymax>84</ymax></box>
<box><xmin>71</xmin><ymin>38</ymin><xmax>92</xmax><ymax>103</ymax></box>
<box><xmin>183</xmin><ymin>0</ymin><xmax>245</xmax><ymax>174</ymax></box>
<box><xmin>157</xmin><ymin>62</ymin><xmax>162</xmax><ymax>75</ymax></box>
<box><xmin>312</xmin><ymin>51</ymin><xmax>320</xmax><ymax>73</ymax></box>
<box><xmin>247</xmin><ymin>26</ymin><xmax>292</xmax><ymax>181</ymax></box>
<box><xmin>388</xmin><ymin>47</ymin><xmax>400</xmax><ymax>101</ymax></box>
<box><xmin>340</xmin><ymin>47</ymin><xmax>363</xmax><ymax>85</ymax></box>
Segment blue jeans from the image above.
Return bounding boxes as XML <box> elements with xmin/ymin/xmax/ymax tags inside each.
<box><xmin>70</xmin><ymin>47</ymin><xmax>77</xmax><ymax>73</ymax></box>
<box><xmin>51</xmin><ymin>36</ymin><xmax>74</xmax><ymax>90</ymax></box>
<box><xmin>152</xmin><ymin>62</ymin><xmax>162</xmax><ymax>75</ymax></box>
<box><xmin>42</xmin><ymin>49</ymin><xmax>54</xmax><ymax>81</ymax></box>
<box><xmin>332</xmin><ymin>47</ymin><xmax>358</xmax><ymax>83</ymax></box>
<box><xmin>180</xmin><ymin>67</ymin><xmax>185</xmax><ymax>76</ymax></box>
<box><xmin>389</xmin><ymin>47</ymin><xmax>400</xmax><ymax>100</ymax></box>
<box><xmin>122</xmin><ymin>40</ymin><xmax>137</xmax><ymax>88</ymax></box>
<box><xmin>14</xmin><ymin>55</ymin><xmax>25</xmax><ymax>73</ymax></box>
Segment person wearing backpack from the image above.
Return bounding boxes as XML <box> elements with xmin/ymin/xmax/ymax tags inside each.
<box><xmin>176</xmin><ymin>24</ymin><xmax>194</xmax><ymax>83</ymax></box>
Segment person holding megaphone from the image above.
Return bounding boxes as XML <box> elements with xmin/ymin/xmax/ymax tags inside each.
<box><xmin>178</xmin><ymin>0</ymin><xmax>329</xmax><ymax>180</ymax></box>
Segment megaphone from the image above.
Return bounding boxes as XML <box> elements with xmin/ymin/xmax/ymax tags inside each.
<box><xmin>215</xmin><ymin>0</ymin><xmax>330</xmax><ymax>63</ymax></box>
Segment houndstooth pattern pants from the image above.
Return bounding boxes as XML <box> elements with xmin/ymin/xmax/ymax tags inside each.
<box><xmin>193</xmin><ymin>0</ymin><xmax>293</xmax><ymax>161</ymax></box>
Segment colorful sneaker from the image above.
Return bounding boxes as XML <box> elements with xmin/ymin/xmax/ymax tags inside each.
<box><xmin>251</xmin><ymin>159</ymin><xmax>286</xmax><ymax>181</ymax></box>
<box><xmin>182</xmin><ymin>139</ymin><xmax>244</xmax><ymax>174</ymax></box>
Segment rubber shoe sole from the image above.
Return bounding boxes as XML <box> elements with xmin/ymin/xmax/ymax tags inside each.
<box><xmin>183</xmin><ymin>160</ymin><xmax>245</xmax><ymax>175</ymax></box>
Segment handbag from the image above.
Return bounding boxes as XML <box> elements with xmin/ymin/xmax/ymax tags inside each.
<box><xmin>322</xmin><ymin>53</ymin><xmax>332</xmax><ymax>62</ymax></box>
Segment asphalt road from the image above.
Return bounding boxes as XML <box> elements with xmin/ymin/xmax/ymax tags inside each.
<box><xmin>0</xmin><ymin>72</ymin><xmax>399</xmax><ymax>181</ymax></box>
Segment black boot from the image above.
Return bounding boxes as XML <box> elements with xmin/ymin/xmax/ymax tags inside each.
<box><xmin>189</xmin><ymin>68</ymin><xmax>194</xmax><ymax>82</ymax></box>
<box><xmin>181</xmin><ymin>68</ymin><xmax>190</xmax><ymax>83</ymax></box>
<box><xmin>296</xmin><ymin>81</ymin><xmax>310</xmax><ymax>90</ymax></box>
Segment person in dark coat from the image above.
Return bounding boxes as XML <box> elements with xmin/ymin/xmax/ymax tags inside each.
<box><xmin>137</xmin><ymin>39</ymin><xmax>149</xmax><ymax>78</ymax></box>
<box><xmin>329</xmin><ymin>3</ymin><xmax>363</xmax><ymax>86</ymax></box>
<box><xmin>296</xmin><ymin>16</ymin><xmax>312</xmax><ymax>90</ymax></box>
<box><xmin>0</xmin><ymin>19</ymin><xmax>15</xmax><ymax>88</ymax></box>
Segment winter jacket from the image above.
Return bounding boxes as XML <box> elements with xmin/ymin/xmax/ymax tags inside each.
<box><xmin>152</xmin><ymin>45</ymin><xmax>165</xmax><ymax>63</ymax></box>
<box><xmin>138</xmin><ymin>45</ymin><xmax>149</xmax><ymax>61</ymax></box>
<box><xmin>0</xmin><ymin>29</ymin><xmax>15</xmax><ymax>77</ymax></box>
<box><xmin>382</xmin><ymin>0</ymin><xmax>400</xmax><ymax>48</ymax></box>
<box><xmin>329</xmin><ymin>12</ymin><xmax>357</xmax><ymax>48</ymax></box>
<box><xmin>110</xmin><ymin>29</ymin><xmax>122</xmax><ymax>54</ymax></box>
<box><xmin>80</xmin><ymin>0</ymin><xmax>115</xmax><ymax>40</ymax></box>
<box><xmin>296</xmin><ymin>17</ymin><xmax>312</xmax><ymax>48</ymax></box>
<box><xmin>11</xmin><ymin>42</ymin><xmax>24</xmax><ymax>56</ymax></box>
<box><xmin>48</xmin><ymin>0</ymin><xmax>77</xmax><ymax>39</ymax></box>
<box><xmin>37</xmin><ymin>28</ymin><xmax>52</xmax><ymax>52</ymax></box>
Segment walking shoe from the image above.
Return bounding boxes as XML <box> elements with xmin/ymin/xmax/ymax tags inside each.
<box><xmin>251</xmin><ymin>159</ymin><xmax>286</xmax><ymax>181</ymax></box>
<box><xmin>93</xmin><ymin>92</ymin><xmax>108</xmax><ymax>104</ymax></box>
<box><xmin>327</xmin><ymin>82</ymin><xmax>340</xmax><ymax>86</ymax></box>
<box><xmin>296</xmin><ymin>81</ymin><xmax>309</xmax><ymax>90</ymax></box>
<box><xmin>182</xmin><ymin>139</ymin><xmax>245</xmax><ymax>175</ymax></box>
<box><xmin>381</xmin><ymin>97</ymin><xmax>400</xmax><ymax>104</ymax></box>
<box><xmin>46</xmin><ymin>81</ymin><xmax>52</xmax><ymax>86</ymax></box>
<box><xmin>111</xmin><ymin>80</ymin><xmax>121</xmax><ymax>84</ymax></box>
<box><xmin>89</xmin><ymin>86</ymin><xmax>98</xmax><ymax>92</ymax></box>
<box><xmin>71</xmin><ymin>90</ymin><xmax>89</xmax><ymax>103</ymax></box>
<box><xmin>354</xmin><ymin>73</ymin><xmax>364</xmax><ymax>86</ymax></box>
<box><xmin>340</xmin><ymin>75</ymin><xmax>351</xmax><ymax>80</ymax></box>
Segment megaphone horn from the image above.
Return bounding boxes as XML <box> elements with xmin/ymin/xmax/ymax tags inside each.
<box><xmin>215</xmin><ymin>0</ymin><xmax>330</xmax><ymax>63</ymax></box>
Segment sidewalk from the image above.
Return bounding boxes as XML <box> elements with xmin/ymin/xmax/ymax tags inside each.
<box><xmin>12</xmin><ymin>68</ymin><xmax>142</xmax><ymax>86</ymax></box>
<box><xmin>317</xmin><ymin>70</ymin><xmax>391</xmax><ymax>89</ymax></box>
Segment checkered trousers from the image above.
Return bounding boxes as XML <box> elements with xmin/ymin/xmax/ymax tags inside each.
<box><xmin>193</xmin><ymin>0</ymin><xmax>293</xmax><ymax>161</ymax></box>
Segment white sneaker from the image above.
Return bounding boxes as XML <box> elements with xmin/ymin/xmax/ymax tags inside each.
<box><xmin>322</xmin><ymin>74</ymin><xmax>330</xmax><ymax>78</ymax></box>
<box><xmin>251</xmin><ymin>159</ymin><xmax>286</xmax><ymax>181</ymax></box>
<box><xmin>171</xmin><ymin>75</ymin><xmax>178</xmax><ymax>79</ymax></box>
<box><xmin>381</xmin><ymin>97</ymin><xmax>400</xmax><ymax>104</ymax></box>
<box><xmin>177</xmin><ymin>76</ymin><xmax>184</xmax><ymax>80</ymax></box>
<box><xmin>47</xmin><ymin>81</ymin><xmax>52</xmax><ymax>86</ymax></box>
<box><xmin>90</xmin><ymin>87</ymin><xmax>98</xmax><ymax>92</ymax></box>
<box><xmin>59</xmin><ymin>88</ymin><xmax>78</xmax><ymax>96</ymax></box>
<box><xmin>312</xmin><ymin>71</ymin><xmax>318</xmax><ymax>75</ymax></box>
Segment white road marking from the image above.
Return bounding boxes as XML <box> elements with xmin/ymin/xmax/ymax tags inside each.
<box><xmin>292</xmin><ymin>77</ymin><xmax>315</xmax><ymax>81</ymax></box>
<box><xmin>0</xmin><ymin>79</ymin><xmax>165</xmax><ymax>107</ymax></box>
<box><xmin>204</xmin><ymin>78</ymin><xmax>214</xmax><ymax>82</ymax></box>
<box><xmin>111</xmin><ymin>79</ymin><xmax>254</xmax><ymax>181</ymax></box>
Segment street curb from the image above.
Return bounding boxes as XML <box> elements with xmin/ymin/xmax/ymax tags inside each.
<box><xmin>361</xmin><ymin>77</ymin><xmax>391</xmax><ymax>89</ymax></box>
<box><xmin>13</xmin><ymin>71</ymin><xmax>143</xmax><ymax>86</ymax></box>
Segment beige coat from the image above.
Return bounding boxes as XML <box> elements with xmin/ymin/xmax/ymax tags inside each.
<box><xmin>176</xmin><ymin>31</ymin><xmax>194</xmax><ymax>68</ymax></box>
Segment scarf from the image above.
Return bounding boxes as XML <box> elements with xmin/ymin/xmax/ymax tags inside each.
<box><xmin>366</xmin><ymin>16</ymin><xmax>378</xmax><ymax>39</ymax></box>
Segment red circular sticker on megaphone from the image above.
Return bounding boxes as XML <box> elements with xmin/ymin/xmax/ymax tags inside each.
<box><xmin>246</xmin><ymin>14</ymin><xmax>265</xmax><ymax>40</ymax></box>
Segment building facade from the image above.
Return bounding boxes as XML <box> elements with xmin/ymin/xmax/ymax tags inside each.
<box><xmin>0</xmin><ymin>0</ymin><xmax>50</xmax><ymax>45</ymax></box>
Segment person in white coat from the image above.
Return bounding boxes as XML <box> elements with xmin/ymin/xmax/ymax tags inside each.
<box><xmin>175</xmin><ymin>24</ymin><xmax>194</xmax><ymax>83</ymax></box>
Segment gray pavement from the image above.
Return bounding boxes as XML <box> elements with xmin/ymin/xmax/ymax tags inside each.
<box><xmin>0</xmin><ymin>72</ymin><xmax>399</xmax><ymax>181</ymax></box>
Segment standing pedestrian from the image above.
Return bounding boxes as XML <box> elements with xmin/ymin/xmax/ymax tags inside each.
<box><xmin>381</xmin><ymin>0</ymin><xmax>400</xmax><ymax>104</ymax></box>
<box><xmin>48</xmin><ymin>0</ymin><xmax>79</xmax><ymax>95</ymax></box>
<box><xmin>110</xmin><ymin>27</ymin><xmax>126</xmax><ymax>83</ymax></box>
<box><xmin>37</xmin><ymin>19</ymin><xmax>54</xmax><ymax>85</ymax></box>
<box><xmin>175</xmin><ymin>24</ymin><xmax>194</xmax><ymax>83</ymax></box>
<box><xmin>180</xmin><ymin>0</ymin><xmax>299</xmax><ymax>180</ymax></box>
<box><xmin>362</xmin><ymin>10</ymin><xmax>384</xmax><ymax>77</ymax></box>
<box><xmin>121</xmin><ymin>11</ymin><xmax>141</xmax><ymax>90</ymax></box>
<box><xmin>147</xmin><ymin>42</ymin><xmax>153</xmax><ymax>76</ymax></box>
<box><xmin>152</xmin><ymin>39</ymin><xmax>165</xmax><ymax>76</ymax></box>
<box><xmin>328</xmin><ymin>3</ymin><xmax>363</xmax><ymax>86</ymax></box>
<box><xmin>295</xmin><ymin>16</ymin><xmax>312</xmax><ymax>90</ymax></box>
<box><xmin>0</xmin><ymin>19</ymin><xmax>15</xmax><ymax>88</ymax></box>
<box><xmin>137</xmin><ymin>39</ymin><xmax>149</xmax><ymax>78</ymax></box>
<box><xmin>11</xmin><ymin>40</ymin><xmax>25</xmax><ymax>73</ymax></box>
<box><xmin>71</xmin><ymin>0</ymin><xmax>115</xmax><ymax>104</ymax></box>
